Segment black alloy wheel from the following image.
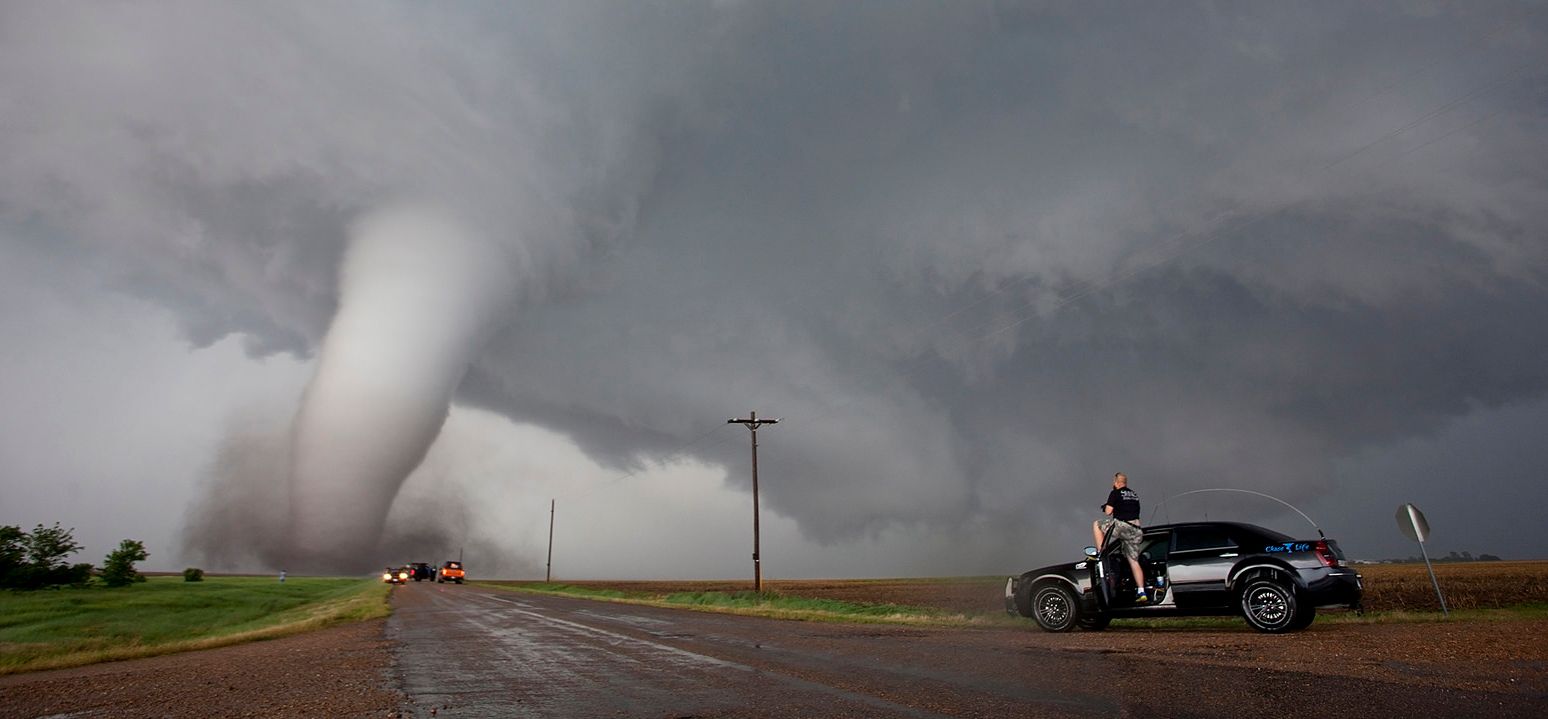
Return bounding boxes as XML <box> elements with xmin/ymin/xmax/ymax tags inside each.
<box><xmin>1240</xmin><ymin>578</ymin><xmax>1300</xmax><ymax>633</ymax></box>
<box><xmin>1031</xmin><ymin>583</ymin><xmax>1081</xmax><ymax>632</ymax></box>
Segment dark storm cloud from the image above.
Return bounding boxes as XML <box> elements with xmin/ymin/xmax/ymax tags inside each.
<box><xmin>456</xmin><ymin>2</ymin><xmax>1548</xmax><ymax>563</ymax></box>
<box><xmin>3</xmin><ymin>2</ymin><xmax>1546</xmax><ymax>570</ymax></box>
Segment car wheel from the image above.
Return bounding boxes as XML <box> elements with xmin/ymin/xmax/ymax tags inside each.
<box><xmin>455</xmin><ymin>579</ymin><xmax>463</xmax><ymax>584</ymax></box>
<box><xmin>1240</xmin><ymin>578</ymin><xmax>1300</xmax><ymax>633</ymax></box>
<box><xmin>1077</xmin><ymin>614</ymin><xmax>1112</xmax><ymax>631</ymax></box>
<box><xmin>1288</xmin><ymin>601</ymin><xmax>1317</xmax><ymax>630</ymax></box>
<box><xmin>1031</xmin><ymin>583</ymin><xmax>1081</xmax><ymax>632</ymax></box>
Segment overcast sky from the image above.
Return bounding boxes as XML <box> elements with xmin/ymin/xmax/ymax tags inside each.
<box><xmin>2</xmin><ymin>2</ymin><xmax>1546</xmax><ymax>578</ymax></box>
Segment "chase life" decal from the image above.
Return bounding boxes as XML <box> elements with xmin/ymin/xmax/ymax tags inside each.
<box><xmin>1264</xmin><ymin>542</ymin><xmax>1312</xmax><ymax>553</ymax></box>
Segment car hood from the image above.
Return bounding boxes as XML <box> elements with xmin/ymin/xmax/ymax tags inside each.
<box><xmin>1021</xmin><ymin>557</ymin><xmax>1093</xmax><ymax>579</ymax></box>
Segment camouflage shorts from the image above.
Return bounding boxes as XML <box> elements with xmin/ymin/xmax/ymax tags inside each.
<box><xmin>1097</xmin><ymin>517</ymin><xmax>1143</xmax><ymax>560</ymax></box>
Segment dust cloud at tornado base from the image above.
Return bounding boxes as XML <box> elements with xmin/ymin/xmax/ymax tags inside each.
<box><xmin>181</xmin><ymin>407</ymin><xmax>542</xmax><ymax>578</ymax></box>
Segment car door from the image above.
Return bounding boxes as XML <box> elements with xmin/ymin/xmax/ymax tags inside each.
<box><xmin>1165</xmin><ymin>525</ymin><xmax>1242</xmax><ymax>609</ymax></box>
<box><xmin>1137</xmin><ymin>530</ymin><xmax>1172</xmax><ymax>604</ymax></box>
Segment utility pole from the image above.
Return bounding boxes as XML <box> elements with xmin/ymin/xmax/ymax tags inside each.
<box><xmin>728</xmin><ymin>411</ymin><xmax>780</xmax><ymax>592</ymax></box>
<box><xmin>546</xmin><ymin>499</ymin><xmax>555</xmax><ymax>583</ymax></box>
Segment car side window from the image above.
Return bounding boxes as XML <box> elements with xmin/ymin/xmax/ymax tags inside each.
<box><xmin>1174</xmin><ymin>527</ymin><xmax>1238</xmax><ymax>552</ymax></box>
<box><xmin>1139</xmin><ymin>533</ymin><xmax>1171</xmax><ymax>562</ymax></box>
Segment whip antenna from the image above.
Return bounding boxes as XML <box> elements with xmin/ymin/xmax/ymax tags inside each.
<box><xmin>1150</xmin><ymin>488</ymin><xmax>1325</xmax><ymax>539</ymax></box>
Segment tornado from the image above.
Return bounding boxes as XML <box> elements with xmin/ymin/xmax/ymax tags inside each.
<box><xmin>287</xmin><ymin>206</ymin><xmax>513</xmax><ymax>572</ymax></box>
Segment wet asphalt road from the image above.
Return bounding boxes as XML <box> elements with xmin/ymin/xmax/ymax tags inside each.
<box><xmin>386</xmin><ymin>583</ymin><xmax>1542</xmax><ymax>719</ymax></box>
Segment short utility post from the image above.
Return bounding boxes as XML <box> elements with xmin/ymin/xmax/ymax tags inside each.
<box><xmin>728</xmin><ymin>411</ymin><xmax>780</xmax><ymax>593</ymax></box>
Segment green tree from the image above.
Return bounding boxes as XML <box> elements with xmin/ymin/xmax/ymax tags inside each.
<box><xmin>26</xmin><ymin>523</ymin><xmax>82</xmax><ymax>567</ymax></box>
<box><xmin>0</xmin><ymin>525</ymin><xmax>26</xmax><ymax>587</ymax></box>
<box><xmin>4</xmin><ymin>523</ymin><xmax>90</xmax><ymax>589</ymax></box>
<box><xmin>101</xmin><ymin>540</ymin><xmax>150</xmax><ymax>587</ymax></box>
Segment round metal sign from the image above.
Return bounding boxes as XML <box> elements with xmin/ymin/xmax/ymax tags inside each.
<box><xmin>1396</xmin><ymin>503</ymin><xmax>1430</xmax><ymax>543</ymax></box>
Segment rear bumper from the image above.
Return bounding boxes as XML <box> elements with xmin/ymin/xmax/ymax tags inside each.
<box><xmin>1302</xmin><ymin>568</ymin><xmax>1363</xmax><ymax>608</ymax></box>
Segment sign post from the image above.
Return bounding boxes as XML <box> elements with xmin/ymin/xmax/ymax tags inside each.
<box><xmin>1396</xmin><ymin>503</ymin><xmax>1447</xmax><ymax>617</ymax></box>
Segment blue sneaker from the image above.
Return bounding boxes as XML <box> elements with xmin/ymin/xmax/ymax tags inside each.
<box><xmin>1135</xmin><ymin>588</ymin><xmax>1150</xmax><ymax>604</ymax></box>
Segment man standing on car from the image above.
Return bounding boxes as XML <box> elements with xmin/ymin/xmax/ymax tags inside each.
<box><xmin>1092</xmin><ymin>472</ymin><xmax>1149</xmax><ymax>603</ymax></box>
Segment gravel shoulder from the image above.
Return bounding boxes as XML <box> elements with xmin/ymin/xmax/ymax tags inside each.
<box><xmin>0</xmin><ymin>619</ymin><xmax>400</xmax><ymax>719</ymax></box>
<box><xmin>1003</xmin><ymin>618</ymin><xmax>1548</xmax><ymax>694</ymax></box>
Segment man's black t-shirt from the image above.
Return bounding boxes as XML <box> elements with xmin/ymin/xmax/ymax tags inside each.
<box><xmin>1105</xmin><ymin>487</ymin><xmax>1141</xmax><ymax>521</ymax></box>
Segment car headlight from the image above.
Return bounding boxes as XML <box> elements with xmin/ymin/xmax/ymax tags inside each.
<box><xmin>382</xmin><ymin>573</ymin><xmax>392</xmax><ymax>580</ymax></box>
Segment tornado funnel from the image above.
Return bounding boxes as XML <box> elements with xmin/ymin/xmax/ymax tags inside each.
<box><xmin>287</xmin><ymin>206</ymin><xmax>512</xmax><ymax>572</ymax></box>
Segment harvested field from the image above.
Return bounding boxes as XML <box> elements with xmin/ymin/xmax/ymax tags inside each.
<box><xmin>507</xmin><ymin>560</ymin><xmax>1548</xmax><ymax>615</ymax></box>
<box><xmin>1354</xmin><ymin>560</ymin><xmax>1548</xmax><ymax>611</ymax></box>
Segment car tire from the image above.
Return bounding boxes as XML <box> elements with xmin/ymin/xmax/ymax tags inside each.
<box><xmin>1240</xmin><ymin>578</ymin><xmax>1301</xmax><ymax>633</ymax></box>
<box><xmin>1031</xmin><ymin>583</ymin><xmax>1081</xmax><ymax>633</ymax></box>
<box><xmin>1288</xmin><ymin>601</ymin><xmax>1317</xmax><ymax>630</ymax></box>
<box><xmin>1077</xmin><ymin>614</ymin><xmax>1112</xmax><ymax>631</ymax></box>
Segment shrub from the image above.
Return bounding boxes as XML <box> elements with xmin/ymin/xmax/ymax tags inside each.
<box><xmin>63</xmin><ymin>562</ymin><xmax>94</xmax><ymax>587</ymax></box>
<box><xmin>183</xmin><ymin>567</ymin><xmax>205</xmax><ymax>582</ymax></box>
<box><xmin>101</xmin><ymin>539</ymin><xmax>149</xmax><ymax>587</ymax></box>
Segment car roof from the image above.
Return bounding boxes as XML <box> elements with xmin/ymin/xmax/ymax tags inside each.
<box><xmin>1140</xmin><ymin>521</ymin><xmax>1297</xmax><ymax>541</ymax></box>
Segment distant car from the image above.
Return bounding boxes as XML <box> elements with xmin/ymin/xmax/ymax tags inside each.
<box><xmin>408</xmin><ymin>562</ymin><xmax>434</xmax><ymax>582</ymax></box>
<box><xmin>1006</xmin><ymin>521</ymin><xmax>1362</xmax><ymax>633</ymax></box>
<box><xmin>437</xmin><ymin>561</ymin><xmax>465</xmax><ymax>584</ymax></box>
<box><xmin>382</xmin><ymin>567</ymin><xmax>411</xmax><ymax>585</ymax></box>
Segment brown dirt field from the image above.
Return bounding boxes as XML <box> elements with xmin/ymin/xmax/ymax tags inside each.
<box><xmin>520</xmin><ymin>560</ymin><xmax>1548</xmax><ymax>615</ymax></box>
<box><xmin>1355</xmin><ymin>560</ymin><xmax>1548</xmax><ymax>610</ymax></box>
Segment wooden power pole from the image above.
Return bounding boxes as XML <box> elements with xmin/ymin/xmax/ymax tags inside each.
<box><xmin>546</xmin><ymin>499</ymin><xmax>555</xmax><ymax>583</ymax></box>
<box><xmin>728</xmin><ymin>411</ymin><xmax>780</xmax><ymax>592</ymax></box>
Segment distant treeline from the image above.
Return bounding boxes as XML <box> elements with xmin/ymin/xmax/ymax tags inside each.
<box><xmin>1378</xmin><ymin>550</ymin><xmax>1502</xmax><ymax>563</ymax></box>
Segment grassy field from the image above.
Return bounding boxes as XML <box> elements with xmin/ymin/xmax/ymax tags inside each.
<box><xmin>0</xmin><ymin>576</ymin><xmax>390</xmax><ymax>675</ymax></box>
<box><xmin>485</xmin><ymin>582</ymin><xmax>960</xmax><ymax>624</ymax></box>
<box><xmin>486</xmin><ymin>560</ymin><xmax>1548</xmax><ymax>625</ymax></box>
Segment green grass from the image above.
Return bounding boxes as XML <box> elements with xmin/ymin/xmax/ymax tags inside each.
<box><xmin>661</xmin><ymin>590</ymin><xmax>942</xmax><ymax>617</ymax></box>
<box><xmin>481</xmin><ymin>582</ymin><xmax>966</xmax><ymax>625</ymax></box>
<box><xmin>0</xmin><ymin>576</ymin><xmax>390</xmax><ymax>674</ymax></box>
<box><xmin>514</xmin><ymin>583</ymin><xmax>630</xmax><ymax>601</ymax></box>
<box><xmin>483</xmin><ymin>581</ymin><xmax>1548</xmax><ymax>630</ymax></box>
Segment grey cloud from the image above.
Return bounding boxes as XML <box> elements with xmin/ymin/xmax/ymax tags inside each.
<box><xmin>4</xmin><ymin>2</ymin><xmax>1547</xmax><ymax>571</ymax></box>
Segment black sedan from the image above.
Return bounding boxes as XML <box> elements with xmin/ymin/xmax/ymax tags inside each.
<box><xmin>1006</xmin><ymin>521</ymin><xmax>1362</xmax><ymax>633</ymax></box>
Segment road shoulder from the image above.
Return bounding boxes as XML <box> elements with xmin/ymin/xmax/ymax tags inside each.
<box><xmin>0</xmin><ymin>618</ymin><xmax>400</xmax><ymax>718</ymax></box>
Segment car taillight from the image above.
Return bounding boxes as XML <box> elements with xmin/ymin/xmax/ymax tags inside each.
<box><xmin>1314</xmin><ymin>540</ymin><xmax>1339</xmax><ymax>567</ymax></box>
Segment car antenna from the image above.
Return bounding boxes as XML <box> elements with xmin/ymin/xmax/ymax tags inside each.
<box><xmin>1149</xmin><ymin>488</ymin><xmax>1325</xmax><ymax>539</ymax></box>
